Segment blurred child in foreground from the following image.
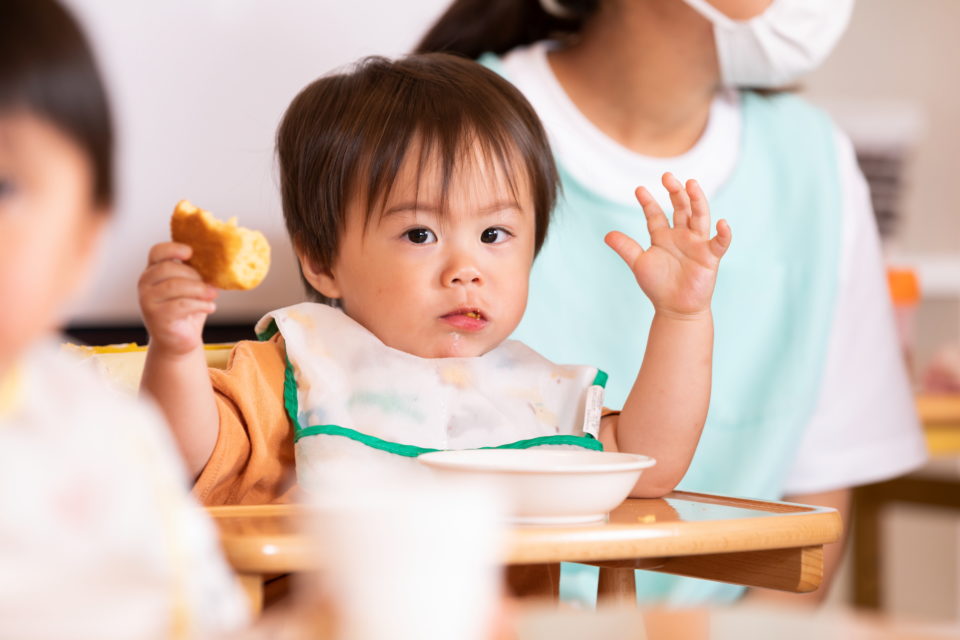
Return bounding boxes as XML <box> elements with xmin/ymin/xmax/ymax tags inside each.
<box><xmin>0</xmin><ymin>1</ymin><xmax>248</xmax><ymax>637</ymax></box>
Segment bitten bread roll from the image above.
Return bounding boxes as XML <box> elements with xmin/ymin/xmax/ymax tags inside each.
<box><xmin>170</xmin><ymin>200</ymin><xmax>270</xmax><ymax>290</ymax></box>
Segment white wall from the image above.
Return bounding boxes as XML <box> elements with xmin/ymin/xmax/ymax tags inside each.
<box><xmin>63</xmin><ymin>0</ymin><xmax>449</xmax><ymax>325</ymax></box>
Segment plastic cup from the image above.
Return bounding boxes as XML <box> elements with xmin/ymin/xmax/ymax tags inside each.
<box><xmin>305</xmin><ymin>463</ymin><xmax>506</xmax><ymax>640</ymax></box>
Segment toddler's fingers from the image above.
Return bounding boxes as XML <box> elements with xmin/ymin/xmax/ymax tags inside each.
<box><xmin>662</xmin><ymin>172</ymin><xmax>690</xmax><ymax>229</ymax></box>
<box><xmin>634</xmin><ymin>186</ymin><xmax>669</xmax><ymax>232</ymax></box>
<box><xmin>148</xmin><ymin>277</ymin><xmax>218</xmax><ymax>305</ymax></box>
<box><xmin>139</xmin><ymin>260</ymin><xmax>206</xmax><ymax>289</ymax></box>
<box><xmin>147</xmin><ymin>241</ymin><xmax>192</xmax><ymax>266</ymax></box>
<box><xmin>605</xmin><ymin>230</ymin><xmax>644</xmax><ymax>269</ymax></box>
<box><xmin>686</xmin><ymin>179</ymin><xmax>710</xmax><ymax>237</ymax></box>
<box><xmin>709</xmin><ymin>219</ymin><xmax>732</xmax><ymax>259</ymax></box>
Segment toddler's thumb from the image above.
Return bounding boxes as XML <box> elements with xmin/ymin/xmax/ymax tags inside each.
<box><xmin>605</xmin><ymin>231</ymin><xmax>643</xmax><ymax>268</ymax></box>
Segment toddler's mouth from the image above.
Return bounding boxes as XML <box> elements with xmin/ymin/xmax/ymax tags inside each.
<box><xmin>440</xmin><ymin>308</ymin><xmax>488</xmax><ymax>331</ymax></box>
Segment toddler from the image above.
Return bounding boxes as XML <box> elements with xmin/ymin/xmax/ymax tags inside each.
<box><xmin>139</xmin><ymin>54</ymin><xmax>731</xmax><ymax>505</ymax></box>
<box><xmin>0</xmin><ymin>1</ymin><xmax>248</xmax><ymax>637</ymax></box>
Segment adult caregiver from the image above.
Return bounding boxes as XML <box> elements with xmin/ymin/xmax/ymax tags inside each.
<box><xmin>416</xmin><ymin>0</ymin><xmax>927</xmax><ymax>604</ymax></box>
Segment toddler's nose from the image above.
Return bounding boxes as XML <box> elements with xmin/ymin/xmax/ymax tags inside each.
<box><xmin>442</xmin><ymin>256</ymin><xmax>482</xmax><ymax>287</ymax></box>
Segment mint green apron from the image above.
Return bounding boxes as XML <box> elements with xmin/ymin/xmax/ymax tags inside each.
<box><xmin>481</xmin><ymin>51</ymin><xmax>841</xmax><ymax>606</ymax></box>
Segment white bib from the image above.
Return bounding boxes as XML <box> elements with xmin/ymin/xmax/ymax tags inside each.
<box><xmin>255</xmin><ymin>304</ymin><xmax>605</xmax><ymax>489</ymax></box>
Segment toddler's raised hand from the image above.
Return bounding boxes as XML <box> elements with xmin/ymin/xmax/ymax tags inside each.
<box><xmin>605</xmin><ymin>172</ymin><xmax>731</xmax><ymax>317</ymax></box>
<box><xmin>138</xmin><ymin>242</ymin><xmax>217</xmax><ymax>356</ymax></box>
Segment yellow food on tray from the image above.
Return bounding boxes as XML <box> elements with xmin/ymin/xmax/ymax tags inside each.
<box><xmin>170</xmin><ymin>200</ymin><xmax>270</xmax><ymax>290</ymax></box>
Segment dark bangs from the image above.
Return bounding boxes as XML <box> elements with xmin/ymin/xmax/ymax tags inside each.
<box><xmin>0</xmin><ymin>0</ymin><xmax>114</xmax><ymax>209</ymax></box>
<box><xmin>277</xmin><ymin>53</ymin><xmax>558</xmax><ymax>302</ymax></box>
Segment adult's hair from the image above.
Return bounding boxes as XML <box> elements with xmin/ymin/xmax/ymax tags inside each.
<box><xmin>415</xmin><ymin>0</ymin><xmax>599</xmax><ymax>58</ymax></box>
<box><xmin>0</xmin><ymin>0</ymin><xmax>114</xmax><ymax>208</ymax></box>
<box><xmin>276</xmin><ymin>53</ymin><xmax>559</xmax><ymax>305</ymax></box>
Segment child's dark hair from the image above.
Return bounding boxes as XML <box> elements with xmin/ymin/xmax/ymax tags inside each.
<box><xmin>276</xmin><ymin>53</ymin><xmax>558</xmax><ymax>304</ymax></box>
<box><xmin>0</xmin><ymin>0</ymin><xmax>114</xmax><ymax>208</ymax></box>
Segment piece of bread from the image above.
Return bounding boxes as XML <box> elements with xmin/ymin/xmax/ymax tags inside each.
<box><xmin>170</xmin><ymin>200</ymin><xmax>270</xmax><ymax>290</ymax></box>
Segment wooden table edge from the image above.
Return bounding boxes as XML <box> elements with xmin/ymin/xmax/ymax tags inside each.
<box><xmin>209</xmin><ymin>492</ymin><xmax>842</xmax><ymax>571</ymax></box>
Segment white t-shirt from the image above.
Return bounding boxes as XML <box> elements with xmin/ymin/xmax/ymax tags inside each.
<box><xmin>0</xmin><ymin>341</ymin><xmax>249</xmax><ymax>639</ymax></box>
<box><xmin>501</xmin><ymin>42</ymin><xmax>927</xmax><ymax>495</ymax></box>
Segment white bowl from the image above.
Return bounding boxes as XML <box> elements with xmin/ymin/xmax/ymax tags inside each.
<box><xmin>417</xmin><ymin>449</ymin><xmax>656</xmax><ymax>525</ymax></box>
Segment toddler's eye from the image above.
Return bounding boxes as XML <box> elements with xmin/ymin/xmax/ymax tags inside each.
<box><xmin>480</xmin><ymin>227</ymin><xmax>511</xmax><ymax>244</ymax></box>
<box><xmin>405</xmin><ymin>228</ymin><xmax>437</xmax><ymax>244</ymax></box>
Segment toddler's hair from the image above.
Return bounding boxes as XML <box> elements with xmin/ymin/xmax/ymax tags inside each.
<box><xmin>276</xmin><ymin>53</ymin><xmax>558</xmax><ymax>304</ymax></box>
<box><xmin>0</xmin><ymin>0</ymin><xmax>114</xmax><ymax>208</ymax></box>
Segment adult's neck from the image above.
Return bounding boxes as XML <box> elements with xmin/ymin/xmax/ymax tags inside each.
<box><xmin>547</xmin><ymin>0</ymin><xmax>721</xmax><ymax>157</ymax></box>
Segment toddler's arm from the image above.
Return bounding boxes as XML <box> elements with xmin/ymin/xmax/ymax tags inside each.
<box><xmin>599</xmin><ymin>173</ymin><xmax>731</xmax><ymax>497</ymax></box>
<box><xmin>138</xmin><ymin>242</ymin><xmax>220</xmax><ymax>477</ymax></box>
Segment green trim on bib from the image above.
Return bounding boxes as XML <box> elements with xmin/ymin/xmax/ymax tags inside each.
<box><xmin>257</xmin><ymin>320</ymin><xmax>279</xmax><ymax>342</ymax></box>
<box><xmin>283</xmin><ymin>357</ymin><xmax>301</xmax><ymax>431</ymax></box>
<box><xmin>592</xmin><ymin>370</ymin><xmax>608</xmax><ymax>388</ymax></box>
<box><xmin>282</xmin><ymin>355</ymin><xmax>602</xmax><ymax>456</ymax></box>
<box><xmin>294</xmin><ymin>424</ymin><xmax>602</xmax><ymax>456</ymax></box>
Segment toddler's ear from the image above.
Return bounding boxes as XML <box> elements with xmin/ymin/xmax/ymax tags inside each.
<box><xmin>294</xmin><ymin>244</ymin><xmax>341</xmax><ymax>300</ymax></box>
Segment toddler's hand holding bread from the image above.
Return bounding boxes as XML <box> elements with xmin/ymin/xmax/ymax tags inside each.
<box><xmin>139</xmin><ymin>201</ymin><xmax>271</xmax><ymax>356</ymax></box>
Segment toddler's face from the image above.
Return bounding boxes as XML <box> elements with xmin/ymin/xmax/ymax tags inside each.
<box><xmin>0</xmin><ymin>113</ymin><xmax>105</xmax><ymax>370</ymax></box>
<box><xmin>304</xmin><ymin>143</ymin><xmax>537</xmax><ymax>358</ymax></box>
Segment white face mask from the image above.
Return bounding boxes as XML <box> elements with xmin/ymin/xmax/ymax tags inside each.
<box><xmin>682</xmin><ymin>0</ymin><xmax>854</xmax><ymax>88</ymax></box>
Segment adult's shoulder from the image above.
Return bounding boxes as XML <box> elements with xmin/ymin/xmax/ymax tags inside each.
<box><xmin>740</xmin><ymin>89</ymin><xmax>846</xmax><ymax>143</ymax></box>
<box><xmin>737</xmin><ymin>89</ymin><xmax>844</xmax><ymax>188</ymax></box>
<box><xmin>739</xmin><ymin>89</ymin><xmax>838</xmax><ymax>133</ymax></box>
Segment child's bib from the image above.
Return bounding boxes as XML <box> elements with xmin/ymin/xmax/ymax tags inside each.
<box><xmin>255</xmin><ymin>303</ymin><xmax>606</xmax><ymax>490</ymax></box>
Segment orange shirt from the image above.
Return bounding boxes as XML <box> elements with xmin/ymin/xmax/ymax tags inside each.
<box><xmin>194</xmin><ymin>337</ymin><xmax>298</xmax><ymax>505</ymax></box>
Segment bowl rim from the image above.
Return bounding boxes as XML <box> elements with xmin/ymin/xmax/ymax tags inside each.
<box><xmin>417</xmin><ymin>449</ymin><xmax>657</xmax><ymax>474</ymax></box>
